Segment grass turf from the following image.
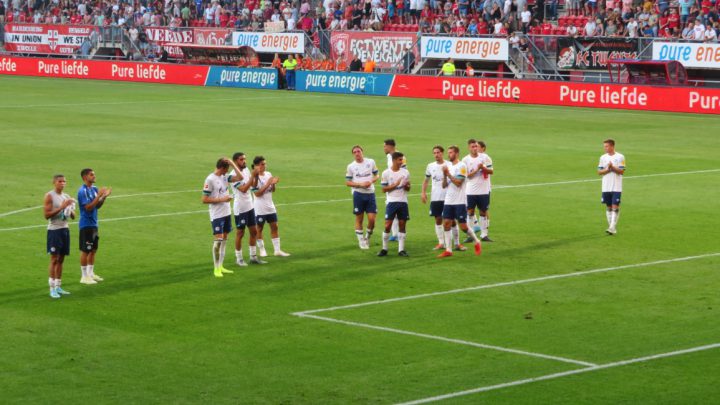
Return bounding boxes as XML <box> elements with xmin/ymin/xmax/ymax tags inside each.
<box><xmin>1</xmin><ymin>76</ymin><xmax>719</xmax><ymax>403</ymax></box>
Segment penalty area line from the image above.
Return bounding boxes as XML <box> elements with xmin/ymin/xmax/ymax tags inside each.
<box><xmin>394</xmin><ymin>342</ymin><xmax>720</xmax><ymax>405</ymax></box>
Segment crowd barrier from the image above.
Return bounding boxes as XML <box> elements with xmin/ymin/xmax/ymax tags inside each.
<box><xmin>1</xmin><ymin>56</ymin><xmax>718</xmax><ymax>114</ymax></box>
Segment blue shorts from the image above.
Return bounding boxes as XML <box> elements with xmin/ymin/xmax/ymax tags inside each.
<box><xmin>385</xmin><ymin>202</ymin><xmax>410</xmax><ymax>221</ymax></box>
<box><xmin>235</xmin><ymin>209</ymin><xmax>257</xmax><ymax>229</ymax></box>
<box><xmin>211</xmin><ymin>216</ymin><xmax>232</xmax><ymax>235</ymax></box>
<box><xmin>353</xmin><ymin>192</ymin><xmax>377</xmax><ymax>215</ymax></box>
<box><xmin>442</xmin><ymin>204</ymin><xmax>468</xmax><ymax>223</ymax></box>
<box><xmin>601</xmin><ymin>192</ymin><xmax>622</xmax><ymax>206</ymax></box>
<box><xmin>467</xmin><ymin>194</ymin><xmax>490</xmax><ymax>212</ymax></box>
<box><xmin>47</xmin><ymin>228</ymin><xmax>70</xmax><ymax>256</ymax></box>
<box><xmin>429</xmin><ymin>201</ymin><xmax>444</xmax><ymax>217</ymax></box>
<box><xmin>256</xmin><ymin>213</ymin><xmax>278</xmax><ymax>225</ymax></box>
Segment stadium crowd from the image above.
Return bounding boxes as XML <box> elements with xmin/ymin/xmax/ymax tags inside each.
<box><xmin>1</xmin><ymin>0</ymin><xmax>719</xmax><ymax>41</ymax></box>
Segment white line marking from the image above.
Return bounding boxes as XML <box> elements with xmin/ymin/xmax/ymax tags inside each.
<box><xmin>297</xmin><ymin>313</ymin><xmax>597</xmax><ymax>367</ymax></box>
<box><xmin>2</xmin><ymin>167</ymin><xmax>717</xmax><ymax>224</ymax></box>
<box><xmin>395</xmin><ymin>342</ymin><xmax>720</xmax><ymax>405</ymax></box>
<box><xmin>294</xmin><ymin>253</ymin><xmax>720</xmax><ymax>316</ymax></box>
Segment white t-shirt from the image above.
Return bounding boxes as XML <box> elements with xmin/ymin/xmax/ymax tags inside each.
<box><xmin>694</xmin><ymin>24</ymin><xmax>706</xmax><ymax>41</ymax></box>
<box><xmin>521</xmin><ymin>10</ymin><xmax>531</xmax><ymax>23</ymax></box>
<box><xmin>230</xmin><ymin>168</ymin><xmax>254</xmax><ymax>215</ymax></box>
<box><xmin>425</xmin><ymin>161</ymin><xmax>449</xmax><ymax>202</ymax></box>
<box><xmin>444</xmin><ymin>161</ymin><xmax>468</xmax><ymax>206</ymax></box>
<box><xmin>203</xmin><ymin>172</ymin><xmax>232</xmax><ymax>220</ymax></box>
<box><xmin>346</xmin><ymin>158</ymin><xmax>379</xmax><ymax>194</ymax></box>
<box><xmin>598</xmin><ymin>152</ymin><xmax>626</xmax><ymax>192</ymax></box>
<box><xmin>381</xmin><ymin>167</ymin><xmax>410</xmax><ymax>203</ymax></box>
<box><xmin>253</xmin><ymin>171</ymin><xmax>277</xmax><ymax>215</ymax></box>
<box><xmin>462</xmin><ymin>153</ymin><xmax>493</xmax><ymax>195</ymax></box>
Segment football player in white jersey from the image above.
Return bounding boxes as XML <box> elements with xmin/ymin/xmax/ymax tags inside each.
<box><xmin>378</xmin><ymin>152</ymin><xmax>411</xmax><ymax>257</ymax></box>
<box><xmin>203</xmin><ymin>157</ymin><xmax>244</xmax><ymax>277</ymax></box>
<box><xmin>597</xmin><ymin>139</ymin><xmax>625</xmax><ymax>235</ymax></box>
<box><xmin>439</xmin><ymin>146</ymin><xmax>482</xmax><ymax>258</ymax></box>
<box><xmin>230</xmin><ymin>152</ymin><xmax>266</xmax><ymax>266</ymax></box>
<box><xmin>422</xmin><ymin>145</ymin><xmax>451</xmax><ymax>249</ymax></box>
<box><xmin>252</xmin><ymin>156</ymin><xmax>290</xmax><ymax>257</ymax></box>
<box><xmin>463</xmin><ymin>139</ymin><xmax>494</xmax><ymax>242</ymax></box>
<box><xmin>383</xmin><ymin>139</ymin><xmax>406</xmax><ymax>241</ymax></box>
<box><xmin>345</xmin><ymin>145</ymin><xmax>379</xmax><ymax>250</ymax></box>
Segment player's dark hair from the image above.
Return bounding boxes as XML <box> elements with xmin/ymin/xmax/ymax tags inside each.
<box><xmin>604</xmin><ymin>139</ymin><xmax>615</xmax><ymax>146</ymax></box>
<box><xmin>448</xmin><ymin>145</ymin><xmax>460</xmax><ymax>153</ymax></box>
<box><xmin>384</xmin><ymin>139</ymin><xmax>396</xmax><ymax>146</ymax></box>
<box><xmin>252</xmin><ymin>156</ymin><xmax>265</xmax><ymax>169</ymax></box>
<box><xmin>351</xmin><ymin>145</ymin><xmax>363</xmax><ymax>153</ymax></box>
<box><xmin>477</xmin><ymin>140</ymin><xmax>486</xmax><ymax>148</ymax></box>
<box><xmin>391</xmin><ymin>151</ymin><xmax>404</xmax><ymax>160</ymax></box>
<box><xmin>216</xmin><ymin>159</ymin><xmax>230</xmax><ymax>170</ymax></box>
<box><xmin>80</xmin><ymin>168</ymin><xmax>93</xmax><ymax>179</ymax></box>
<box><xmin>433</xmin><ymin>145</ymin><xmax>444</xmax><ymax>152</ymax></box>
<box><xmin>467</xmin><ymin>138</ymin><xmax>477</xmax><ymax>145</ymax></box>
<box><xmin>232</xmin><ymin>152</ymin><xmax>245</xmax><ymax>161</ymax></box>
<box><xmin>53</xmin><ymin>174</ymin><xmax>65</xmax><ymax>182</ymax></box>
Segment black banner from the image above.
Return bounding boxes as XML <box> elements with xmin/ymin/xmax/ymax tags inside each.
<box><xmin>556</xmin><ymin>37</ymin><xmax>639</xmax><ymax>70</ymax></box>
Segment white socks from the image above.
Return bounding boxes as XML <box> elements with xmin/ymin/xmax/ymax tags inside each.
<box><xmin>88</xmin><ymin>265</ymin><xmax>94</xmax><ymax>277</ymax></box>
<box><xmin>444</xmin><ymin>230</ymin><xmax>453</xmax><ymax>252</ymax></box>
<box><xmin>272</xmin><ymin>237</ymin><xmax>281</xmax><ymax>253</ymax></box>
<box><xmin>391</xmin><ymin>219</ymin><xmax>399</xmax><ymax>237</ymax></box>
<box><xmin>249</xmin><ymin>245</ymin><xmax>257</xmax><ymax>258</ymax></box>
<box><xmin>465</xmin><ymin>227</ymin><xmax>479</xmax><ymax>243</ymax></box>
<box><xmin>452</xmin><ymin>225</ymin><xmax>459</xmax><ymax>246</ymax></box>
<box><xmin>356</xmin><ymin>230</ymin><xmax>364</xmax><ymax>242</ymax></box>
<box><xmin>606</xmin><ymin>209</ymin><xmax>612</xmax><ymax>226</ymax></box>
<box><xmin>610</xmin><ymin>209</ymin><xmax>620</xmax><ymax>229</ymax></box>
<box><xmin>235</xmin><ymin>249</ymin><xmax>243</xmax><ymax>261</ymax></box>
<box><xmin>398</xmin><ymin>232</ymin><xmax>406</xmax><ymax>252</ymax></box>
<box><xmin>382</xmin><ymin>232</ymin><xmax>389</xmax><ymax>250</ymax></box>
<box><xmin>81</xmin><ymin>266</ymin><xmax>87</xmax><ymax>278</ymax></box>
<box><xmin>434</xmin><ymin>224</ymin><xmax>444</xmax><ymax>245</ymax></box>
<box><xmin>480</xmin><ymin>216</ymin><xmax>489</xmax><ymax>238</ymax></box>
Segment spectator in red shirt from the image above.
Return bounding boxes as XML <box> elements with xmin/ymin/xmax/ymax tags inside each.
<box><xmin>668</xmin><ymin>7</ymin><xmax>680</xmax><ymax>30</ymax></box>
<box><xmin>477</xmin><ymin>18</ymin><xmax>489</xmax><ymax>34</ymax></box>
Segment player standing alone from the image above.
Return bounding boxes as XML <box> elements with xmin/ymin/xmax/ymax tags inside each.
<box><xmin>202</xmin><ymin>158</ymin><xmax>244</xmax><ymax>277</ymax></box>
<box><xmin>597</xmin><ymin>139</ymin><xmax>625</xmax><ymax>235</ymax></box>
<box><xmin>439</xmin><ymin>146</ymin><xmax>482</xmax><ymax>258</ymax></box>
<box><xmin>378</xmin><ymin>152</ymin><xmax>411</xmax><ymax>257</ymax></box>
<box><xmin>44</xmin><ymin>174</ymin><xmax>75</xmax><ymax>298</ymax></box>
<box><xmin>421</xmin><ymin>145</ymin><xmax>450</xmax><ymax>249</ymax></box>
<box><xmin>345</xmin><ymin>145</ymin><xmax>379</xmax><ymax>250</ymax></box>
<box><xmin>78</xmin><ymin>168</ymin><xmax>111</xmax><ymax>284</ymax></box>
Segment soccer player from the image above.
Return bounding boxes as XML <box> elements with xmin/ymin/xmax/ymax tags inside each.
<box><xmin>44</xmin><ymin>174</ymin><xmax>75</xmax><ymax>298</ymax></box>
<box><xmin>597</xmin><ymin>139</ymin><xmax>625</xmax><ymax>235</ymax></box>
<box><xmin>230</xmin><ymin>152</ymin><xmax>267</xmax><ymax>266</ymax></box>
<box><xmin>463</xmin><ymin>139</ymin><xmax>494</xmax><ymax>242</ymax></box>
<box><xmin>78</xmin><ymin>168</ymin><xmax>111</xmax><ymax>284</ymax></box>
<box><xmin>378</xmin><ymin>152</ymin><xmax>411</xmax><ymax>257</ymax></box>
<box><xmin>345</xmin><ymin>145</ymin><xmax>379</xmax><ymax>250</ymax></box>
<box><xmin>383</xmin><ymin>139</ymin><xmax>406</xmax><ymax>241</ymax></box>
<box><xmin>438</xmin><ymin>146</ymin><xmax>482</xmax><ymax>258</ymax></box>
<box><xmin>421</xmin><ymin>145</ymin><xmax>450</xmax><ymax>249</ymax></box>
<box><xmin>252</xmin><ymin>156</ymin><xmax>290</xmax><ymax>257</ymax></box>
<box><xmin>202</xmin><ymin>157</ymin><xmax>244</xmax><ymax>277</ymax></box>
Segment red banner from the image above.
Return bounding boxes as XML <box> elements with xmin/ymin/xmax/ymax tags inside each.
<box><xmin>3</xmin><ymin>24</ymin><xmax>94</xmax><ymax>55</ymax></box>
<box><xmin>0</xmin><ymin>56</ymin><xmax>209</xmax><ymax>85</ymax></box>
<box><xmin>193</xmin><ymin>28</ymin><xmax>233</xmax><ymax>46</ymax></box>
<box><xmin>389</xmin><ymin>75</ymin><xmax>720</xmax><ymax>114</ymax></box>
<box><xmin>330</xmin><ymin>31</ymin><xmax>418</xmax><ymax>69</ymax></box>
<box><xmin>144</xmin><ymin>27</ymin><xmax>194</xmax><ymax>58</ymax></box>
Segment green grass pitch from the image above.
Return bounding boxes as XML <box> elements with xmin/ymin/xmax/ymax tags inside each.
<box><xmin>1</xmin><ymin>75</ymin><xmax>719</xmax><ymax>404</ymax></box>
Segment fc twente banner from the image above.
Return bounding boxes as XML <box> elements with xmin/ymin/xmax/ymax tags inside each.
<box><xmin>331</xmin><ymin>31</ymin><xmax>419</xmax><ymax>69</ymax></box>
<box><xmin>556</xmin><ymin>37</ymin><xmax>639</xmax><ymax>70</ymax></box>
<box><xmin>3</xmin><ymin>24</ymin><xmax>94</xmax><ymax>55</ymax></box>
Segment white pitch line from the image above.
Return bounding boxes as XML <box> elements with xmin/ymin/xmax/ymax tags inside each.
<box><xmin>294</xmin><ymin>252</ymin><xmax>720</xmax><ymax>315</ymax></box>
<box><xmin>395</xmin><ymin>342</ymin><xmax>720</xmax><ymax>405</ymax></box>
<box><xmin>493</xmin><ymin>168</ymin><xmax>720</xmax><ymax>189</ymax></box>
<box><xmin>297</xmin><ymin>313</ymin><xmax>597</xmax><ymax>367</ymax></box>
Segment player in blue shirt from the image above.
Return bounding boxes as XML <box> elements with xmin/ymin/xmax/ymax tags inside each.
<box><xmin>77</xmin><ymin>168</ymin><xmax>111</xmax><ymax>285</ymax></box>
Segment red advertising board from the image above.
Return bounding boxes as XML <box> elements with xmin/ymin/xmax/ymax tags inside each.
<box><xmin>0</xmin><ymin>56</ymin><xmax>209</xmax><ymax>85</ymax></box>
<box><xmin>3</xmin><ymin>24</ymin><xmax>94</xmax><ymax>55</ymax></box>
<box><xmin>389</xmin><ymin>75</ymin><xmax>720</xmax><ymax>114</ymax></box>
<box><xmin>330</xmin><ymin>31</ymin><xmax>418</xmax><ymax>69</ymax></box>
